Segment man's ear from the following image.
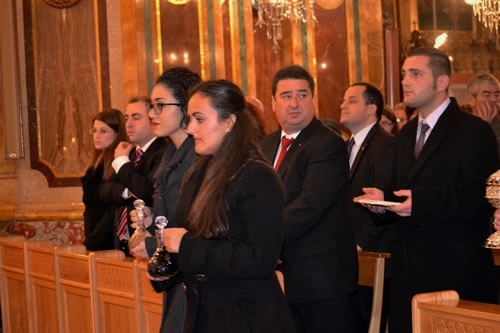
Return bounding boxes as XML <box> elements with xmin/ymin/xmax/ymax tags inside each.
<box><xmin>367</xmin><ymin>103</ymin><xmax>377</xmax><ymax>117</ymax></box>
<box><xmin>436</xmin><ymin>74</ymin><xmax>450</xmax><ymax>93</ymax></box>
<box><xmin>465</xmin><ymin>92</ymin><xmax>475</xmax><ymax>106</ymax></box>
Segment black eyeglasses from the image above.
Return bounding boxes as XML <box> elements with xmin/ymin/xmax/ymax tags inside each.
<box><xmin>149</xmin><ymin>102</ymin><xmax>181</xmax><ymax>115</ymax></box>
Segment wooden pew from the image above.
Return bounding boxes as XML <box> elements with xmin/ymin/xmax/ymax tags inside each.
<box><xmin>0</xmin><ymin>236</ymin><xmax>31</xmax><ymax>333</ymax></box>
<box><xmin>412</xmin><ymin>290</ymin><xmax>500</xmax><ymax>333</ymax></box>
<box><xmin>357</xmin><ymin>251</ymin><xmax>391</xmax><ymax>333</ymax></box>
<box><xmin>25</xmin><ymin>240</ymin><xmax>62</xmax><ymax>333</ymax></box>
<box><xmin>55</xmin><ymin>245</ymin><xmax>94</xmax><ymax>333</ymax></box>
<box><xmin>135</xmin><ymin>259</ymin><xmax>163</xmax><ymax>333</ymax></box>
<box><xmin>493</xmin><ymin>248</ymin><xmax>500</xmax><ymax>266</ymax></box>
<box><xmin>90</xmin><ymin>250</ymin><xmax>139</xmax><ymax>333</ymax></box>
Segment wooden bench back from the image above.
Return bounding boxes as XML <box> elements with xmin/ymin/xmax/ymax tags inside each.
<box><xmin>412</xmin><ymin>290</ymin><xmax>500</xmax><ymax>333</ymax></box>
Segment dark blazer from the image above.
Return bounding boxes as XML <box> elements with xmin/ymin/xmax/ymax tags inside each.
<box><xmin>387</xmin><ymin>98</ymin><xmax>499</xmax><ymax>333</ymax></box>
<box><xmin>151</xmin><ymin>136</ymin><xmax>197</xmax><ymax>227</ymax></box>
<box><xmin>144</xmin><ymin>136</ymin><xmax>197</xmax><ymax>333</ymax></box>
<box><xmin>175</xmin><ymin>159</ymin><xmax>295</xmax><ymax>333</ymax></box>
<box><xmin>82</xmin><ymin>163</ymin><xmax>115</xmax><ymax>250</ymax></box>
<box><xmin>348</xmin><ymin>124</ymin><xmax>395</xmax><ymax>253</ymax></box>
<box><xmin>100</xmin><ymin>137</ymin><xmax>166</xmax><ymax>239</ymax></box>
<box><xmin>261</xmin><ymin>117</ymin><xmax>358</xmax><ymax>303</ymax></box>
<box><xmin>145</xmin><ymin>136</ymin><xmax>197</xmax><ymax>255</ymax></box>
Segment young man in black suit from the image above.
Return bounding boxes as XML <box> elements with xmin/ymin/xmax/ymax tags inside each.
<box><xmin>101</xmin><ymin>95</ymin><xmax>166</xmax><ymax>254</ymax></box>
<box><xmin>356</xmin><ymin>47</ymin><xmax>499</xmax><ymax>333</ymax></box>
<box><xmin>261</xmin><ymin>65</ymin><xmax>358</xmax><ymax>333</ymax></box>
<box><xmin>340</xmin><ymin>82</ymin><xmax>395</xmax><ymax>332</ymax></box>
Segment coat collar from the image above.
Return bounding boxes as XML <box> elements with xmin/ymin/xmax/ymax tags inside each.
<box><xmin>274</xmin><ymin>118</ymin><xmax>321</xmax><ymax>175</ymax></box>
<box><xmin>405</xmin><ymin>97</ymin><xmax>459</xmax><ymax>184</ymax></box>
<box><xmin>349</xmin><ymin>124</ymin><xmax>382</xmax><ymax>180</ymax></box>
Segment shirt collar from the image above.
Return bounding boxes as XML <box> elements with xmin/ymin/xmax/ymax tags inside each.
<box><xmin>138</xmin><ymin>136</ymin><xmax>158</xmax><ymax>152</ymax></box>
<box><xmin>418</xmin><ymin>98</ymin><xmax>450</xmax><ymax>129</ymax></box>
<box><xmin>280</xmin><ymin>130</ymin><xmax>301</xmax><ymax>140</ymax></box>
<box><xmin>352</xmin><ymin>121</ymin><xmax>377</xmax><ymax>146</ymax></box>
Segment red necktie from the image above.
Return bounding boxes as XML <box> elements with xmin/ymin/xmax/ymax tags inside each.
<box><xmin>275</xmin><ymin>136</ymin><xmax>294</xmax><ymax>170</ymax></box>
<box><xmin>134</xmin><ymin>148</ymin><xmax>143</xmax><ymax>168</ymax></box>
<box><xmin>116</xmin><ymin>208</ymin><xmax>129</xmax><ymax>240</ymax></box>
<box><xmin>117</xmin><ymin>148</ymin><xmax>143</xmax><ymax>240</ymax></box>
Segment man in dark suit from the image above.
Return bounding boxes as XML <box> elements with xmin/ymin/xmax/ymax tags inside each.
<box><xmin>340</xmin><ymin>82</ymin><xmax>395</xmax><ymax>332</ymax></box>
<box><xmin>356</xmin><ymin>47</ymin><xmax>499</xmax><ymax>333</ymax></box>
<box><xmin>261</xmin><ymin>65</ymin><xmax>358</xmax><ymax>333</ymax></box>
<box><xmin>101</xmin><ymin>95</ymin><xmax>166</xmax><ymax>254</ymax></box>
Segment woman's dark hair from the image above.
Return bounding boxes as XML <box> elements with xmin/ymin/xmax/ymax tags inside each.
<box><xmin>182</xmin><ymin>80</ymin><xmax>267</xmax><ymax>238</ymax></box>
<box><xmin>154</xmin><ymin>67</ymin><xmax>201</xmax><ymax>129</ymax></box>
<box><xmin>381</xmin><ymin>104</ymin><xmax>399</xmax><ymax>135</ymax></box>
<box><xmin>90</xmin><ymin>108</ymin><xmax>127</xmax><ymax>179</ymax></box>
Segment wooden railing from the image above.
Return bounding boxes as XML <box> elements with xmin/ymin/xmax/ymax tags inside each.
<box><xmin>0</xmin><ymin>236</ymin><xmax>162</xmax><ymax>333</ymax></box>
<box><xmin>412</xmin><ymin>290</ymin><xmax>500</xmax><ymax>333</ymax></box>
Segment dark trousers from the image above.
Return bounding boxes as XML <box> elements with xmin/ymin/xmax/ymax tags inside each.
<box><xmin>288</xmin><ymin>293</ymin><xmax>355</xmax><ymax>333</ymax></box>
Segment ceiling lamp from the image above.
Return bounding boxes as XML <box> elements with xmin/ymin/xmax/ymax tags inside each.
<box><xmin>255</xmin><ymin>0</ymin><xmax>317</xmax><ymax>53</ymax></box>
<box><xmin>465</xmin><ymin>0</ymin><xmax>500</xmax><ymax>32</ymax></box>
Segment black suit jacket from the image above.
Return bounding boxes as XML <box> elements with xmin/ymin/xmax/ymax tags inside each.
<box><xmin>386</xmin><ymin>98</ymin><xmax>499</xmax><ymax>332</ymax></box>
<box><xmin>261</xmin><ymin>118</ymin><xmax>358</xmax><ymax>303</ymax></box>
<box><xmin>100</xmin><ymin>137</ymin><xmax>167</xmax><ymax>240</ymax></box>
<box><xmin>348</xmin><ymin>124</ymin><xmax>395</xmax><ymax>253</ymax></box>
<box><xmin>145</xmin><ymin>136</ymin><xmax>197</xmax><ymax>256</ymax></box>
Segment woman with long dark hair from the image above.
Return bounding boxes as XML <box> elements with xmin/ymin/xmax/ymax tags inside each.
<box><xmin>130</xmin><ymin>67</ymin><xmax>202</xmax><ymax>333</ymax></box>
<box><xmin>82</xmin><ymin>109</ymin><xmax>127</xmax><ymax>250</ymax></box>
<box><xmin>162</xmin><ymin>80</ymin><xmax>295</xmax><ymax>333</ymax></box>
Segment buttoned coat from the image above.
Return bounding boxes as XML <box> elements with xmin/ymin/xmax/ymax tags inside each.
<box><xmin>175</xmin><ymin>159</ymin><xmax>295</xmax><ymax>333</ymax></box>
<box><xmin>386</xmin><ymin>98</ymin><xmax>499</xmax><ymax>332</ymax></box>
<box><xmin>261</xmin><ymin>117</ymin><xmax>358</xmax><ymax>303</ymax></box>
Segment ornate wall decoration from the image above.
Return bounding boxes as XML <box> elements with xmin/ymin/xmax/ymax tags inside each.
<box><xmin>25</xmin><ymin>0</ymin><xmax>110</xmax><ymax>187</ymax></box>
<box><xmin>43</xmin><ymin>0</ymin><xmax>80</xmax><ymax>9</ymax></box>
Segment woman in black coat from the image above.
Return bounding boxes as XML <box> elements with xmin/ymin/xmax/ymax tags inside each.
<box><xmin>130</xmin><ymin>67</ymin><xmax>202</xmax><ymax>333</ymax></box>
<box><xmin>162</xmin><ymin>80</ymin><xmax>295</xmax><ymax>333</ymax></box>
<box><xmin>82</xmin><ymin>109</ymin><xmax>127</xmax><ymax>250</ymax></box>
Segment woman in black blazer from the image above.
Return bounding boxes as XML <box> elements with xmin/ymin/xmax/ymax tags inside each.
<box><xmin>162</xmin><ymin>80</ymin><xmax>295</xmax><ymax>333</ymax></box>
<box><xmin>130</xmin><ymin>67</ymin><xmax>202</xmax><ymax>333</ymax></box>
<box><xmin>82</xmin><ymin>109</ymin><xmax>127</xmax><ymax>250</ymax></box>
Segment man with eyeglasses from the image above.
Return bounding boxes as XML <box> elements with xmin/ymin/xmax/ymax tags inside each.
<box><xmin>100</xmin><ymin>95</ymin><xmax>166</xmax><ymax>255</ymax></box>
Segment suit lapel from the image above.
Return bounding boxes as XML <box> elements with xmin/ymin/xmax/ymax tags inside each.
<box><xmin>262</xmin><ymin>131</ymin><xmax>281</xmax><ymax>165</ymax></box>
<box><xmin>406</xmin><ymin>104</ymin><xmax>454</xmax><ymax>184</ymax></box>
<box><xmin>349</xmin><ymin>124</ymin><xmax>379</xmax><ymax>180</ymax></box>
<box><xmin>274</xmin><ymin>118</ymin><xmax>320</xmax><ymax>176</ymax></box>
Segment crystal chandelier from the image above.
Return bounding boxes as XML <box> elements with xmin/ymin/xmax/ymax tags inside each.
<box><xmin>255</xmin><ymin>0</ymin><xmax>317</xmax><ymax>53</ymax></box>
<box><xmin>465</xmin><ymin>0</ymin><xmax>500</xmax><ymax>32</ymax></box>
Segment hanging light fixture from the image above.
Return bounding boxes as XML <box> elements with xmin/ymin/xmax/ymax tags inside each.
<box><xmin>255</xmin><ymin>0</ymin><xmax>317</xmax><ymax>53</ymax></box>
<box><xmin>465</xmin><ymin>0</ymin><xmax>500</xmax><ymax>32</ymax></box>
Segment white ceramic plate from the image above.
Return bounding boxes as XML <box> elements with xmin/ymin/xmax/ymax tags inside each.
<box><xmin>357</xmin><ymin>199</ymin><xmax>402</xmax><ymax>207</ymax></box>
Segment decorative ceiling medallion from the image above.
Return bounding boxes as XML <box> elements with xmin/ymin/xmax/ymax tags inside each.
<box><xmin>43</xmin><ymin>0</ymin><xmax>80</xmax><ymax>9</ymax></box>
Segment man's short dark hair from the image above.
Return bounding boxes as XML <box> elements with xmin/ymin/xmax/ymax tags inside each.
<box><xmin>272</xmin><ymin>65</ymin><xmax>315</xmax><ymax>97</ymax></box>
<box><xmin>407</xmin><ymin>47</ymin><xmax>451</xmax><ymax>79</ymax></box>
<box><xmin>350</xmin><ymin>82</ymin><xmax>384</xmax><ymax>120</ymax></box>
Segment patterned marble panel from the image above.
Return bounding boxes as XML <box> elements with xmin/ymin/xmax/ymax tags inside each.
<box><xmin>0</xmin><ymin>221</ymin><xmax>84</xmax><ymax>247</ymax></box>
